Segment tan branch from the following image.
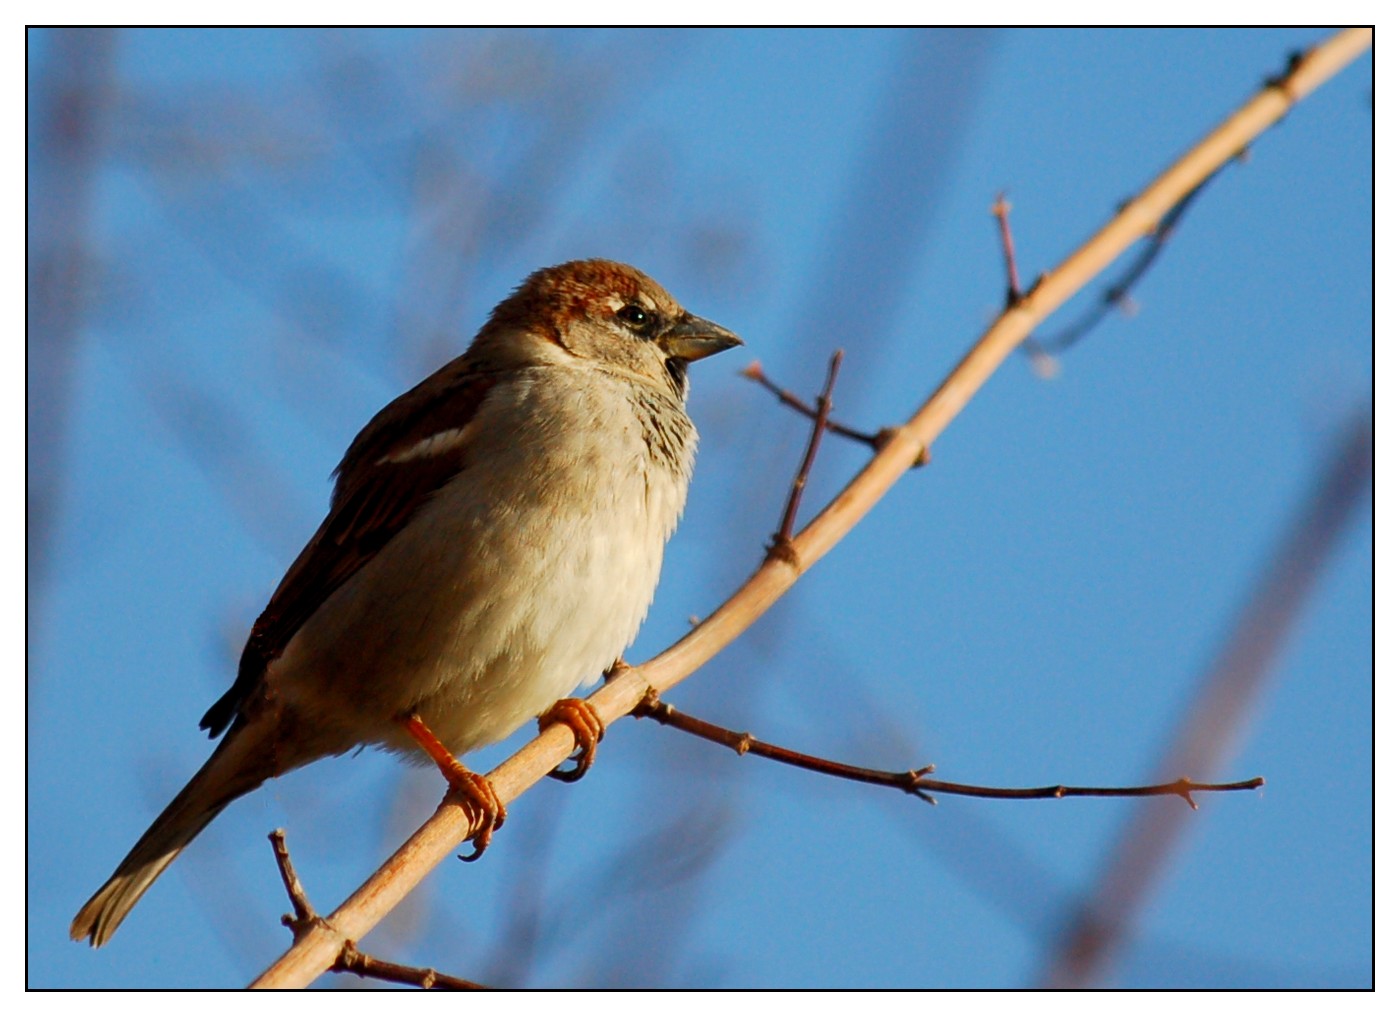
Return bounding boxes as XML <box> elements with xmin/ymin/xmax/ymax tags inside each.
<box><xmin>249</xmin><ymin>28</ymin><xmax>1372</xmax><ymax>989</ymax></box>
<box><xmin>267</xmin><ymin>830</ymin><xmax>487</xmax><ymax>990</ymax></box>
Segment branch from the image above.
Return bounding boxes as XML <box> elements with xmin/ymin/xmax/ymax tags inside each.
<box><xmin>742</xmin><ymin>356</ymin><xmax>931</xmax><ymax>465</ymax></box>
<box><xmin>333</xmin><ymin>945</ymin><xmax>486</xmax><ymax>991</ymax></box>
<box><xmin>268</xmin><ymin>830</ymin><xmax>486</xmax><ymax>990</ymax></box>
<box><xmin>1022</xmin><ymin>168</ymin><xmax>1223</xmax><ymax>361</ymax></box>
<box><xmin>741</xmin><ymin>357</ymin><xmax>882</xmax><ymax>452</ymax></box>
<box><xmin>991</xmin><ymin>191</ymin><xmax>1025</xmax><ymax>307</ymax></box>
<box><xmin>772</xmin><ymin>349</ymin><xmax>843</xmax><ymax>549</ymax></box>
<box><xmin>633</xmin><ymin>692</ymin><xmax>1262</xmax><ymax>807</ymax></box>
<box><xmin>28</xmin><ymin>28</ymin><xmax>117</xmax><ymax>632</ymax></box>
<box><xmin>990</xmin><ymin>194</ymin><xmax>1060</xmax><ymax>380</ymax></box>
<box><xmin>248</xmin><ymin>28</ymin><xmax>1373</xmax><ymax>989</ymax></box>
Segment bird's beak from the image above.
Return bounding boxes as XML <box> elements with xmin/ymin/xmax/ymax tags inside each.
<box><xmin>658</xmin><ymin>314</ymin><xmax>743</xmax><ymax>362</ymax></box>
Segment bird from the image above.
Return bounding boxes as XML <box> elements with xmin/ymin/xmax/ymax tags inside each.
<box><xmin>70</xmin><ymin>259</ymin><xmax>741</xmax><ymax>947</ymax></box>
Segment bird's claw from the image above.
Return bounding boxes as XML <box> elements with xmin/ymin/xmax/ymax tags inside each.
<box><xmin>538</xmin><ymin>698</ymin><xmax>605</xmax><ymax>783</ymax></box>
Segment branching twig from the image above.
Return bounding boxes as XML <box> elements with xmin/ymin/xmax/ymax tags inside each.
<box><xmin>744</xmin><ymin>357</ymin><xmax>931</xmax><ymax>466</ymax></box>
<box><xmin>268</xmin><ymin>830</ymin><xmax>486</xmax><ymax>990</ymax></box>
<box><xmin>771</xmin><ymin>349</ymin><xmax>843</xmax><ymax>553</ymax></box>
<box><xmin>633</xmin><ymin>692</ymin><xmax>1263</xmax><ymax>807</ymax></box>
<box><xmin>269</xmin><ymin>829</ymin><xmax>323</xmax><ymax>939</ymax></box>
<box><xmin>249</xmin><ymin>29</ymin><xmax>1372</xmax><ymax>989</ymax></box>
<box><xmin>742</xmin><ymin>358</ymin><xmax>880</xmax><ymax>451</ymax></box>
<box><xmin>334</xmin><ymin>944</ymin><xmax>487</xmax><ymax>991</ymax></box>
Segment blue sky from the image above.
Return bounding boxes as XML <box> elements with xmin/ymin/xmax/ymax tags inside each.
<box><xmin>29</xmin><ymin>28</ymin><xmax>1372</xmax><ymax>989</ymax></box>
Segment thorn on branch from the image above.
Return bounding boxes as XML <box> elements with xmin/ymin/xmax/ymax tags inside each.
<box><xmin>991</xmin><ymin>192</ymin><xmax>1060</xmax><ymax>376</ymax></box>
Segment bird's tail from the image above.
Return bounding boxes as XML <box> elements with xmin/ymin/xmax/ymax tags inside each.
<box><xmin>70</xmin><ymin>717</ymin><xmax>281</xmax><ymax>947</ymax></box>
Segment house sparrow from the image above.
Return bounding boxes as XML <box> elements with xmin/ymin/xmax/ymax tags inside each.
<box><xmin>71</xmin><ymin>259</ymin><xmax>741</xmax><ymax>947</ymax></box>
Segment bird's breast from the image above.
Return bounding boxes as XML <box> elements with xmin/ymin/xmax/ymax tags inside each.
<box><xmin>275</xmin><ymin>367</ymin><xmax>698</xmax><ymax>757</ymax></box>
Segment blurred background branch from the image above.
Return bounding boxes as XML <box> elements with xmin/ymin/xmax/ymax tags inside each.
<box><xmin>27</xmin><ymin>27</ymin><xmax>117</xmax><ymax>648</ymax></box>
<box><xmin>1042</xmin><ymin>405</ymin><xmax>1373</xmax><ymax>988</ymax></box>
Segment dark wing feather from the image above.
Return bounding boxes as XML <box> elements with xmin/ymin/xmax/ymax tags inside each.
<box><xmin>200</xmin><ymin>358</ymin><xmax>498</xmax><ymax>736</ymax></box>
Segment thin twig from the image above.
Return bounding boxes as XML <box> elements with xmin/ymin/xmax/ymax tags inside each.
<box><xmin>335</xmin><ymin>945</ymin><xmax>487</xmax><ymax>990</ymax></box>
<box><xmin>267</xmin><ymin>830</ymin><xmax>486</xmax><ymax>989</ymax></box>
<box><xmin>633</xmin><ymin>692</ymin><xmax>1263</xmax><ymax>807</ymax></box>
<box><xmin>991</xmin><ymin>195</ymin><xmax>1059</xmax><ymax>379</ymax></box>
<box><xmin>991</xmin><ymin>191</ymin><xmax>1024</xmax><ymax>306</ymax></box>
<box><xmin>269</xmin><ymin>829</ymin><xmax>324</xmax><ymax>939</ymax></box>
<box><xmin>249</xmin><ymin>30</ymin><xmax>1372</xmax><ymax>989</ymax></box>
<box><xmin>745</xmin><ymin>358</ymin><xmax>930</xmax><ymax>465</ymax></box>
<box><xmin>742</xmin><ymin>358</ymin><xmax>880</xmax><ymax>451</ymax></box>
<box><xmin>772</xmin><ymin>350</ymin><xmax>843</xmax><ymax>553</ymax></box>
<box><xmin>634</xmin><ymin>691</ymin><xmax>938</xmax><ymax>801</ymax></box>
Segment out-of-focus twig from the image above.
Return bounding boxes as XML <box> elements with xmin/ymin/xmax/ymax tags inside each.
<box><xmin>781</xmin><ymin>30</ymin><xmax>998</xmax><ymax>415</ymax></box>
<box><xmin>1023</xmin><ymin>169</ymin><xmax>1222</xmax><ymax>366</ymax></box>
<box><xmin>27</xmin><ymin>27</ymin><xmax>117</xmax><ymax>629</ymax></box>
<box><xmin>1040</xmin><ymin>405</ymin><xmax>1373</xmax><ymax>989</ymax></box>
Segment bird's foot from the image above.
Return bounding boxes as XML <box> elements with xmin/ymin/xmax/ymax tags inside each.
<box><xmin>538</xmin><ymin>698</ymin><xmax>605</xmax><ymax>783</ymax></box>
<box><xmin>398</xmin><ymin>712</ymin><xmax>505</xmax><ymax>861</ymax></box>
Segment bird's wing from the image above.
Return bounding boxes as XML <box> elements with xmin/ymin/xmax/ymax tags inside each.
<box><xmin>200</xmin><ymin>357</ymin><xmax>499</xmax><ymax>736</ymax></box>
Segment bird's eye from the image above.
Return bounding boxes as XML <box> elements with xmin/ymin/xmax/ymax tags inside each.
<box><xmin>616</xmin><ymin>304</ymin><xmax>654</xmax><ymax>332</ymax></box>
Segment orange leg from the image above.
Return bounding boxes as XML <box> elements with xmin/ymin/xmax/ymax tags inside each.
<box><xmin>538</xmin><ymin>698</ymin><xmax>605</xmax><ymax>783</ymax></box>
<box><xmin>399</xmin><ymin>713</ymin><xmax>504</xmax><ymax>861</ymax></box>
